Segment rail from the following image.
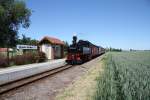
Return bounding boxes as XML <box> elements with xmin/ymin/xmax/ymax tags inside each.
<box><xmin>0</xmin><ymin>64</ymin><xmax>73</xmax><ymax>94</ymax></box>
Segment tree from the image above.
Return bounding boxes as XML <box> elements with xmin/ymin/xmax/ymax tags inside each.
<box><xmin>64</xmin><ymin>41</ymin><xmax>69</xmax><ymax>47</ymax></box>
<box><xmin>0</xmin><ymin>0</ymin><xmax>31</xmax><ymax>47</ymax></box>
<box><xmin>17</xmin><ymin>34</ymin><xmax>39</xmax><ymax>45</ymax></box>
<box><xmin>63</xmin><ymin>41</ymin><xmax>69</xmax><ymax>51</ymax></box>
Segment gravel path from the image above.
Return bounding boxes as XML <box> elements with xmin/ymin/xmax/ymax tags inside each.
<box><xmin>0</xmin><ymin>56</ymin><xmax>101</xmax><ymax>100</ymax></box>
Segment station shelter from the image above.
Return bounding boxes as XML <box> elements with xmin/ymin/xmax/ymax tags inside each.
<box><xmin>39</xmin><ymin>36</ymin><xmax>64</xmax><ymax>59</ymax></box>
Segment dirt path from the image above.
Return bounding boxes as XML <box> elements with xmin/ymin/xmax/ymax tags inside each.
<box><xmin>0</xmin><ymin>56</ymin><xmax>102</xmax><ymax>100</ymax></box>
<box><xmin>56</xmin><ymin>56</ymin><xmax>104</xmax><ymax>100</ymax></box>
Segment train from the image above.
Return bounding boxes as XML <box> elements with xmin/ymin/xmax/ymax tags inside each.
<box><xmin>66</xmin><ymin>35</ymin><xmax>105</xmax><ymax>64</ymax></box>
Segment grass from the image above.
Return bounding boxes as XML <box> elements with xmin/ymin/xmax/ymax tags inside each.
<box><xmin>56</xmin><ymin>57</ymin><xmax>104</xmax><ymax>100</ymax></box>
<box><xmin>94</xmin><ymin>51</ymin><xmax>150</xmax><ymax>100</ymax></box>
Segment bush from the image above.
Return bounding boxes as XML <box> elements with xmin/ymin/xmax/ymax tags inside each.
<box><xmin>34</xmin><ymin>51</ymin><xmax>47</xmax><ymax>62</ymax></box>
<box><xmin>13</xmin><ymin>53</ymin><xmax>35</xmax><ymax>65</ymax></box>
<box><xmin>0</xmin><ymin>52</ymin><xmax>47</xmax><ymax>67</ymax></box>
<box><xmin>37</xmin><ymin>51</ymin><xmax>47</xmax><ymax>62</ymax></box>
<box><xmin>0</xmin><ymin>57</ymin><xmax>8</xmax><ymax>67</ymax></box>
<box><xmin>13</xmin><ymin>51</ymin><xmax>47</xmax><ymax>65</ymax></box>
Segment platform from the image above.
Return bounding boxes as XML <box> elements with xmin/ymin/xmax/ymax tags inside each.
<box><xmin>0</xmin><ymin>59</ymin><xmax>66</xmax><ymax>85</ymax></box>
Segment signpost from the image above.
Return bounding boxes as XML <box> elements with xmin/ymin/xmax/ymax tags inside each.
<box><xmin>16</xmin><ymin>45</ymin><xmax>37</xmax><ymax>50</ymax></box>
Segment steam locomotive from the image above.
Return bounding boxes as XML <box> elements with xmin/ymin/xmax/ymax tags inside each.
<box><xmin>66</xmin><ymin>36</ymin><xmax>105</xmax><ymax>64</ymax></box>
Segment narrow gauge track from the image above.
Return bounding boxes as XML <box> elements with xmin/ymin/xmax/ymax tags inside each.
<box><xmin>0</xmin><ymin>64</ymin><xmax>74</xmax><ymax>94</ymax></box>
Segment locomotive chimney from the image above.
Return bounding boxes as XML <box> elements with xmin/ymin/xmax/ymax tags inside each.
<box><xmin>72</xmin><ymin>34</ymin><xmax>77</xmax><ymax>45</ymax></box>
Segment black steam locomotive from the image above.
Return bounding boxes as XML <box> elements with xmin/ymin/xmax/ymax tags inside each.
<box><xmin>66</xmin><ymin>36</ymin><xmax>105</xmax><ymax>64</ymax></box>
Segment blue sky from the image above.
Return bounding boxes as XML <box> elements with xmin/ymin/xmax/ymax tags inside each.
<box><xmin>19</xmin><ymin>0</ymin><xmax>150</xmax><ymax>50</ymax></box>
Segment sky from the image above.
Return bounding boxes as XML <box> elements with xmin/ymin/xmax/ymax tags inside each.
<box><xmin>19</xmin><ymin>0</ymin><xmax>150</xmax><ymax>50</ymax></box>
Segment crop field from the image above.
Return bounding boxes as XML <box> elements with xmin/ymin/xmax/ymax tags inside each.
<box><xmin>94</xmin><ymin>51</ymin><xmax>150</xmax><ymax>100</ymax></box>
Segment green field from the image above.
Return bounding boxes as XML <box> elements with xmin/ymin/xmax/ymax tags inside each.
<box><xmin>94</xmin><ymin>51</ymin><xmax>150</xmax><ymax>100</ymax></box>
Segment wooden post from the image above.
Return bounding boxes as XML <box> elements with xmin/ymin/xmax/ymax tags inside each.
<box><xmin>7</xmin><ymin>48</ymin><xmax>10</xmax><ymax>66</ymax></box>
<box><xmin>61</xmin><ymin>45</ymin><xmax>64</xmax><ymax>58</ymax></box>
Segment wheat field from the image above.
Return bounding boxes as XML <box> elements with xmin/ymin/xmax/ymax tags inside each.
<box><xmin>94</xmin><ymin>51</ymin><xmax>150</xmax><ymax>100</ymax></box>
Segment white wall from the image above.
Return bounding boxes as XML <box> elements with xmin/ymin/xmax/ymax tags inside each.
<box><xmin>41</xmin><ymin>44</ymin><xmax>52</xmax><ymax>59</ymax></box>
<box><xmin>41</xmin><ymin>44</ymin><xmax>62</xmax><ymax>59</ymax></box>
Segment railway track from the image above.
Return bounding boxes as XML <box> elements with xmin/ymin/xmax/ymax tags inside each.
<box><xmin>0</xmin><ymin>64</ymin><xmax>73</xmax><ymax>94</ymax></box>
